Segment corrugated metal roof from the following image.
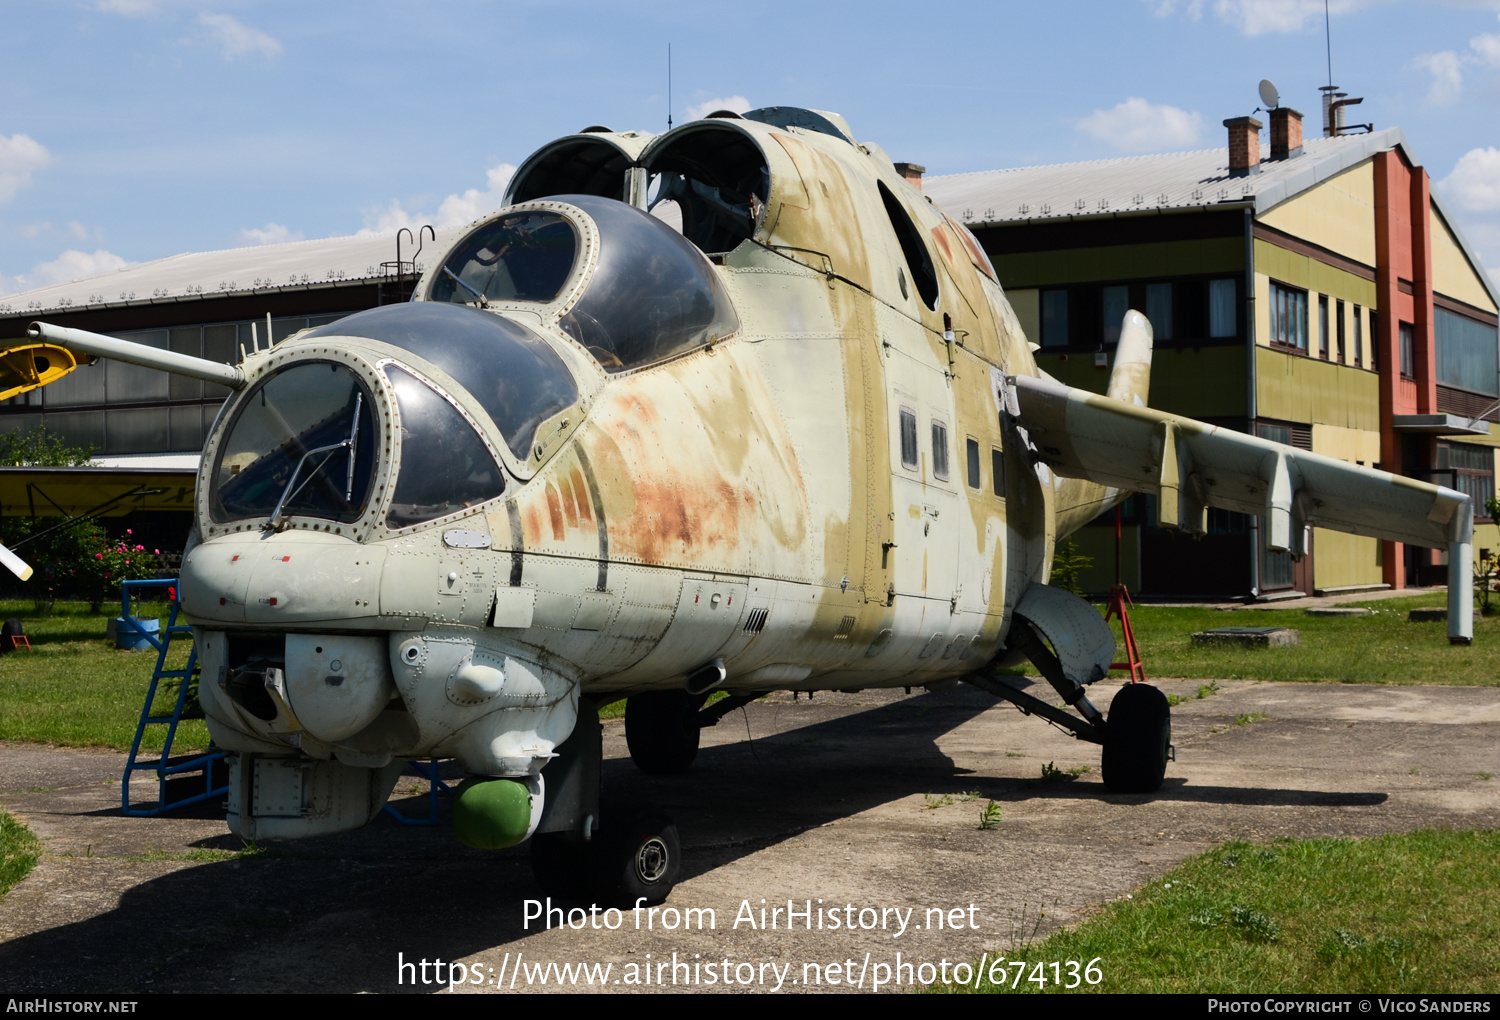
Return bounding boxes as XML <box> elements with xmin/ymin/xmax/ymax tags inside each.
<box><xmin>0</xmin><ymin>226</ymin><xmax>460</xmax><ymax>319</ymax></box>
<box><xmin>923</xmin><ymin>127</ymin><xmax>1500</xmax><ymax>309</ymax></box>
<box><xmin>923</xmin><ymin>130</ymin><xmax>1404</xmax><ymax>226</ymax></box>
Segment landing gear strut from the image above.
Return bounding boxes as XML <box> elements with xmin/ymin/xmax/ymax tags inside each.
<box><xmin>625</xmin><ymin>690</ymin><xmax>706</xmax><ymax>774</ymax></box>
<box><xmin>529</xmin><ymin>698</ymin><xmax>681</xmax><ymax>906</ymax></box>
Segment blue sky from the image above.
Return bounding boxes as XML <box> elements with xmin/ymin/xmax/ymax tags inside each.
<box><xmin>2</xmin><ymin>0</ymin><xmax>1498</xmax><ymax>296</ymax></box>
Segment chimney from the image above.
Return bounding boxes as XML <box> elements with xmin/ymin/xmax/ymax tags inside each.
<box><xmin>1223</xmin><ymin>116</ymin><xmax>1263</xmax><ymax>177</ymax></box>
<box><xmin>894</xmin><ymin>162</ymin><xmax>926</xmax><ymax>190</ymax></box>
<box><xmin>1270</xmin><ymin>107</ymin><xmax>1303</xmax><ymax>160</ymax></box>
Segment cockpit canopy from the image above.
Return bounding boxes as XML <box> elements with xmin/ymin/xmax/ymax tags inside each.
<box><xmin>304</xmin><ymin>302</ymin><xmax>577</xmax><ymax>461</ymax></box>
<box><xmin>426</xmin><ymin>194</ymin><xmax>739</xmax><ymax>373</ymax></box>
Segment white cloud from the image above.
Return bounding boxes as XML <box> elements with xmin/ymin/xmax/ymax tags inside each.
<box><xmin>95</xmin><ymin>0</ymin><xmax>160</xmax><ymax>15</ymax></box>
<box><xmin>32</xmin><ymin>249</ymin><xmax>131</xmax><ymax>287</ymax></box>
<box><xmin>360</xmin><ymin>162</ymin><xmax>517</xmax><ymax>235</ymax></box>
<box><xmin>685</xmin><ymin>95</ymin><xmax>752</xmax><ymax>121</ymax></box>
<box><xmin>0</xmin><ymin>133</ymin><xmax>51</xmax><ymax>204</ymax></box>
<box><xmin>1213</xmin><ymin>0</ymin><xmax>1361</xmax><ymax>35</ymax></box>
<box><xmin>238</xmin><ymin>222</ymin><xmax>302</xmax><ymax>245</ymax></box>
<box><xmin>1414</xmin><ymin>50</ymin><xmax>1467</xmax><ymax>105</ymax></box>
<box><xmin>0</xmin><ymin>248</ymin><xmax>133</xmax><ymax>296</ymax></box>
<box><xmin>198</xmin><ymin>12</ymin><xmax>282</xmax><ymax>60</ymax></box>
<box><xmin>1143</xmin><ymin>0</ymin><xmax>1204</xmax><ymax>18</ymax></box>
<box><xmin>18</xmin><ymin>221</ymin><xmax>51</xmax><ymax>240</ymax></box>
<box><xmin>1076</xmin><ymin>97</ymin><xmax>1203</xmax><ymax>153</ymax></box>
<box><xmin>1470</xmin><ymin>30</ymin><xmax>1500</xmax><ymax>65</ymax></box>
<box><xmin>67</xmin><ymin>221</ymin><xmax>90</xmax><ymax>241</ymax></box>
<box><xmin>435</xmin><ymin>162</ymin><xmax>516</xmax><ymax>226</ymax></box>
<box><xmin>1413</xmin><ymin>24</ymin><xmax>1500</xmax><ymax>107</ymax></box>
<box><xmin>1442</xmin><ymin>146</ymin><xmax>1500</xmax><ymax>212</ymax></box>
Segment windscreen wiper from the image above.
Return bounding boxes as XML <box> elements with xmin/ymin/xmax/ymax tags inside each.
<box><xmin>442</xmin><ymin>266</ymin><xmax>488</xmax><ymax>307</ymax></box>
<box><xmin>266</xmin><ymin>393</ymin><xmax>362</xmax><ymax>530</ymax></box>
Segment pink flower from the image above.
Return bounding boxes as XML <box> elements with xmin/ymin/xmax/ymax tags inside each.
<box><xmin>126</xmin><ymin>529</ymin><xmax>132</xmax><ymax>535</ymax></box>
<box><xmin>95</xmin><ymin>553</ymin><xmax>103</xmax><ymax>559</ymax></box>
<box><xmin>154</xmin><ymin>549</ymin><xmax>160</xmax><ymax>555</ymax></box>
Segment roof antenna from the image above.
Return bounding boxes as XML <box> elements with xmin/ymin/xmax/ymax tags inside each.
<box><xmin>667</xmin><ymin>43</ymin><xmax>673</xmax><ymax>131</ymax></box>
<box><xmin>1324</xmin><ymin>0</ymin><xmax>1333</xmax><ymax>88</ymax></box>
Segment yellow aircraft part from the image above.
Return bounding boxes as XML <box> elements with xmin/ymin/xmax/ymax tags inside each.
<box><xmin>0</xmin><ymin>342</ymin><xmax>81</xmax><ymax>402</ymax></box>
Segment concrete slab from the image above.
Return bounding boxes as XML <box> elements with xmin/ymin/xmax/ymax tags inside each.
<box><xmin>1191</xmin><ymin>627</ymin><xmax>1301</xmax><ymax>647</ymax></box>
<box><xmin>2</xmin><ymin>679</ymin><xmax>1498</xmax><ymax>994</ymax></box>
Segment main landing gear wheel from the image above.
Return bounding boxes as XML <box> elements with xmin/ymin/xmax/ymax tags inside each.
<box><xmin>593</xmin><ymin>809</ymin><xmax>680</xmax><ymax>908</ymax></box>
<box><xmin>626</xmin><ymin>690</ymin><xmax>705</xmax><ymax>774</ymax></box>
<box><xmin>1102</xmin><ymin>682</ymin><xmax>1171</xmax><ymax>794</ymax></box>
<box><xmin>530</xmin><ymin>810</ymin><xmax>681</xmax><ymax>906</ymax></box>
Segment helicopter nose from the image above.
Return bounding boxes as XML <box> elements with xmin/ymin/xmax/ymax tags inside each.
<box><xmin>180</xmin><ymin>531</ymin><xmax>385</xmax><ymax>626</ymax></box>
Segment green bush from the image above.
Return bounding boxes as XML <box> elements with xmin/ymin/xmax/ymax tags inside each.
<box><xmin>0</xmin><ymin>428</ymin><xmax>157</xmax><ymax>610</ymax></box>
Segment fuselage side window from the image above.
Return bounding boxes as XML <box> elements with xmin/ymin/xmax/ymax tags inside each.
<box><xmin>899</xmin><ymin>408</ymin><xmax>919</xmax><ymax>470</ymax></box>
<box><xmin>991</xmin><ymin>448</ymin><xmax>1006</xmax><ymax>498</ymax></box>
<box><xmin>965</xmin><ymin>437</ymin><xmax>981</xmax><ymax>490</ymax></box>
<box><xmin>931</xmin><ymin>420</ymin><xmax>950</xmax><ymax>481</ymax></box>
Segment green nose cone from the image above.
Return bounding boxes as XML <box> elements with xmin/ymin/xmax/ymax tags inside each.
<box><xmin>452</xmin><ymin>777</ymin><xmax>536</xmax><ymax>849</ymax></box>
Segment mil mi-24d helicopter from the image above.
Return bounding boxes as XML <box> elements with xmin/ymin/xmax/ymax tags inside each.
<box><xmin>22</xmin><ymin>106</ymin><xmax>1474</xmax><ymax>907</ymax></box>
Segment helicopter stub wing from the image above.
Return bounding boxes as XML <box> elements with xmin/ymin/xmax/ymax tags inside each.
<box><xmin>1007</xmin><ymin>372</ymin><xmax>1475</xmax><ymax>643</ymax></box>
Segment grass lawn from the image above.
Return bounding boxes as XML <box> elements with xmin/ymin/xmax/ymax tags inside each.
<box><xmin>939</xmin><ymin>830</ymin><xmax>1500</xmax><ymax>994</ymax></box>
<box><xmin>1007</xmin><ymin>592</ymin><xmax>1500</xmax><ymax>687</ymax></box>
<box><xmin>0</xmin><ymin>810</ymin><xmax>41</xmax><ymax>898</ymax></box>
<box><xmin>0</xmin><ymin>599</ymin><xmax>209</xmax><ymax>752</ymax></box>
<box><xmin>0</xmin><ymin>591</ymin><xmax>1493</xmax><ymax>753</ymax></box>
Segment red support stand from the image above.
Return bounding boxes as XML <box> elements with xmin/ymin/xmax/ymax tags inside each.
<box><xmin>1105</xmin><ymin>584</ymin><xmax>1146</xmax><ymax>684</ymax></box>
<box><xmin>1106</xmin><ymin>505</ymin><xmax>1146</xmax><ymax>683</ymax></box>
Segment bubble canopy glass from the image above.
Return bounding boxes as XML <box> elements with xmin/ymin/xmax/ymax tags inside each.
<box><xmin>304</xmin><ymin>303</ymin><xmax>578</xmax><ymax>460</ymax></box>
<box><xmin>427</xmin><ymin>194</ymin><xmax>740</xmax><ymax>373</ymax></box>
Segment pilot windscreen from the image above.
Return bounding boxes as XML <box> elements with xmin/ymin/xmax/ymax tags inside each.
<box><xmin>429</xmin><ymin>212</ymin><xmax>577</xmax><ymax>306</ymax></box>
<box><xmin>210</xmin><ymin>362</ymin><xmax>376</xmax><ymax>524</ymax></box>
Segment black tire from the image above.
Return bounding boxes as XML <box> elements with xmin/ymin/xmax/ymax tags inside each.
<box><xmin>530</xmin><ymin>831</ymin><xmax>590</xmax><ymax>901</ymax></box>
<box><xmin>1102</xmin><ymin>683</ymin><xmax>1171</xmax><ymax>794</ymax></box>
<box><xmin>625</xmin><ymin>691</ymin><xmax>703</xmax><ymax>774</ymax></box>
<box><xmin>590</xmin><ymin>810</ymin><xmax>680</xmax><ymax>908</ymax></box>
<box><xmin>0</xmin><ymin>619</ymin><xmax>22</xmax><ymax>655</ymax></box>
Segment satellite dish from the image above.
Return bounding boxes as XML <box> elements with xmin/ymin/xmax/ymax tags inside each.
<box><xmin>1259</xmin><ymin>79</ymin><xmax>1280</xmax><ymax>110</ymax></box>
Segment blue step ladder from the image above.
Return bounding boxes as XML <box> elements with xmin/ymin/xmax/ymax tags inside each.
<box><xmin>383</xmin><ymin>760</ymin><xmax>455</xmax><ymax>826</ymax></box>
<box><xmin>121</xmin><ymin>578</ymin><xmax>228</xmax><ymax>816</ymax></box>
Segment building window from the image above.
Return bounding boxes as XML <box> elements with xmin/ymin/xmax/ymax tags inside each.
<box><xmin>1353</xmin><ymin>305</ymin><xmax>1364</xmax><ymax>368</ymax></box>
<box><xmin>1146</xmin><ymin>283</ymin><xmax>1172</xmax><ymax>340</ymax></box>
<box><xmin>1041</xmin><ymin>289</ymin><xmax>1069</xmax><ymax>347</ymax></box>
<box><xmin>1209</xmin><ymin>279</ymin><xmax>1237</xmax><ymax>338</ymax></box>
<box><xmin>931</xmin><ymin>420</ymin><xmax>950</xmax><ymax>480</ymax></box>
<box><xmin>1399</xmin><ymin>322</ymin><xmax>1415</xmax><ymax>380</ymax></box>
<box><xmin>1436</xmin><ymin>307</ymin><xmax>1499</xmax><ymax>396</ymax></box>
<box><xmin>1102</xmin><ymin>285</ymin><xmax>1129</xmax><ymax>345</ymax></box>
<box><xmin>1336</xmin><ymin>299</ymin><xmax>1346</xmax><ymax>363</ymax></box>
<box><xmin>1318</xmin><ymin>295</ymin><xmax>1329</xmax><ymax>360</ymax></box>
<box><xmin>1269</xmin><ymin>282</ymin><xmax>1307</xmax><ymax>351</ymax></box>
<box><xmin>899</xmin><ymin>408</ymin><xmax>918</xmax><ymax>470</ymax></box>
<box><xmin>1438</xmin><ymin>442</ymin><xmax>1495</xmax><ymax>518</ymax></box>
<box><xmin>965</xmin><ymin>437</ymin><xmax>981</xmax><ymax>489</ymax></box>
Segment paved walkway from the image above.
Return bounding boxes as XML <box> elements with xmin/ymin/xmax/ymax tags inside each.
<box><xmin>2</xmin><ymin>677</ymin><xmax>1497</xmax><ymax>993</ymax></box>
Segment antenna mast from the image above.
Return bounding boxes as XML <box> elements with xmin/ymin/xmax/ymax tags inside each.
<box><xmin>1324</xmin><ymin>0</ymin><xmax>1333</xmax><ymax>86</ymax></box>
<box><xmin>667</xmin><ymin>43</ymin><xmax>673</xmax><ymax>130</ymax></box>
